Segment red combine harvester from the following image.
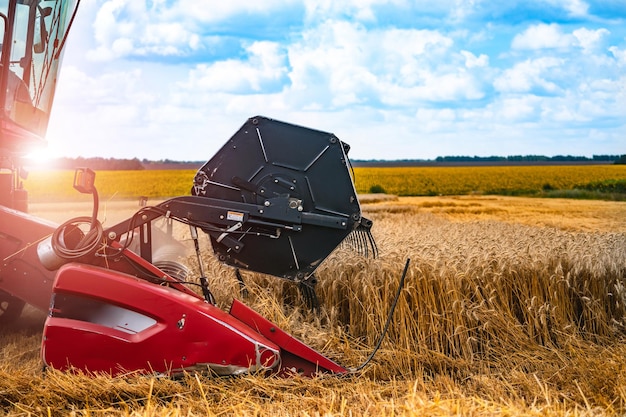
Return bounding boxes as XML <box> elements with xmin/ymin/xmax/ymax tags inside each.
<box><xmin>0</xmin><ymin>1</ymin><xmax>380</xmax><ymax>377</ymax></box>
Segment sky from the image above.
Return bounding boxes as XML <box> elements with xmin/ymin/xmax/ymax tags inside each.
<box><xmin>42</xmin><ymin>0</ymin><xmax>626</xmax><ymax>161</ymax></box>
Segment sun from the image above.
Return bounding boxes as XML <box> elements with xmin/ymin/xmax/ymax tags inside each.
<box><xmin>22</xmin><ymin>147</ymin><xmax>55</xmax><ymax>169</ymax></box>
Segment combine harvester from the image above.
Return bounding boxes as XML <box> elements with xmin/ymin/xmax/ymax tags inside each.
<box><xmin>0</xmin><ymin>1</ymin><xmax>394</xmax><ymax>377</ymax></box>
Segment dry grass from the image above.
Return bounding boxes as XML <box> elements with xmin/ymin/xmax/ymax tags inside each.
<box><xmin>2</xmin><ymin>196</ymin><xmax>626</xmax><ymax>416</ymax></box>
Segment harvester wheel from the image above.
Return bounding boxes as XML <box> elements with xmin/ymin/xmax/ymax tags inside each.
<box><xmin>0</xmin><ymin>290</ymin><xmax>25</xmax><ymax>325</ymax></box>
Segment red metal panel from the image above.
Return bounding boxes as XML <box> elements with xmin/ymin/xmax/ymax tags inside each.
<box><xmin>0</xmin><ymin>205</ymin><xmax>58</xmax><ymax>311</ymax></box>
<box><xmin>43</xmin><ymin>264</ymin><xmax>281</xmax><ymax>376</ymax></box>
<box><xmin>229</xmin><ymin>298</ymin><xmax>347</xmax><ymax>376</ymax></box>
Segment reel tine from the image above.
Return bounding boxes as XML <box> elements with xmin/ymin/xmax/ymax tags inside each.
<box><xmin>234</xmin><ymin>268</ymin><xmax>248</xmax><ymax>298</ymax></box>
<box><xmin>342</xmin><ymin>216</ymin><xmax>378</xmax><ymax>259</ymax></box>
<box><xmin>365</xmin><ymin>227</ymin><xmax>378</xmax><ymax>258</ymax></box>
<box><xmin>298</xmin><ymin>274</ymin><xmax>319</xmax><ymax>312</ymax></box>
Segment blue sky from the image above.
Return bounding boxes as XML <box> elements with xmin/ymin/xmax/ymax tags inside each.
<box><xmin>43</xmin><ymin>0</ymin><xmax>626</xmax><ymax>161</ymax></box>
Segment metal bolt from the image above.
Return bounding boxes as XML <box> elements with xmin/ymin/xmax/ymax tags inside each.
<box><xmin>108</xmin><ymin>231</ymin><xmax>117</xmax><ymax>240</ymax></box>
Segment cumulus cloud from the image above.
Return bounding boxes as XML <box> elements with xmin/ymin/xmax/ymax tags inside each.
<box><xmin>609</xmin><ymin>46</ymin><xmax>626</xmax><ymax>65</ymax></box>
<box><xmin>283</xmin><ymin>20</ymin><xmax>490</xmax><ymax>107</ymax></box>
<box><xmin>49</xmin><ymin>0</ymin><xmax>626</xmax><ymax>160</ymax></box>
<box><xmin>512</xmin><ymin>23</ymin><xmax>573</xmax><ymax>50</ymax></box>
<box><xmin>573</xmin><ymin>27</ymin><xmax>609</xmax><ymax>53</ymax></box>
<box><xmin>181</xmin><ymin>41</ymin><xmax>288</xmax><ymax>94</ymax></box>
<box><xmin>87</xmin><ymin>0</ymin><xmax>298</xmax><ymax>61</ymax></box>
<box><xmin>495</xmin><ymin>96</ymin><xmax>541</xmax><ymax>122</ymax></box>
<box><xmin>461</xmin><ymin>50</ymin><xmax>489</xmax><ymax>68</ymax></box>
<box><xmin>494</xmin><ymin>57</ymin><xmax>564</xmax><ymax>94</ymax></box>
<box><xmin>542</xmin><ymin>0</ymin><xmax>589</xmax><ymax>17</ymax></box>
<box><xmin>54</xmin><ymin>65</ymin><xmax>153</xmax><ymax>106</ymax></box>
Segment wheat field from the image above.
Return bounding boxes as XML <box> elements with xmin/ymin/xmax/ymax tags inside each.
<box><xmin>22</xmin><ymin>164</ymin><xmax>626</xmax><ymax>202</ymax></box>
<box><xmin>2</xmin><ymin>195</ymin><xmax>626</xmax><ymax>416</ymax></box>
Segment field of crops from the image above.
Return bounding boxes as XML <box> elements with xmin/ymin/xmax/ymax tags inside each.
<box><xmin>2</xmin><ymin>194</ymin><xmax>626</xmax><ymax>415</ymax></box>
<box><xmin>353</xmin><ymin>165</ymin><xmax>626</xmax><ymax>196</ymax></box>
<box><xmin>22</xmin><ymin>164</ymin><xmax>626</xmax><ymax>202</ymax></box>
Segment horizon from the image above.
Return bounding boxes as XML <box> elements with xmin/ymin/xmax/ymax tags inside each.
<box><xmin>25</xmin><ymin>152</ymin><xmax>624</xmax><ymax>166</ymax></box>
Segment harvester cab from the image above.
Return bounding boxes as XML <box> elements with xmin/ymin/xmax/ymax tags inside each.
<box><xmin>0</xmin><ymin>0</ymin><xmax>79</xmax><ymax>321</ymax></box>
<box><xmin>0</xmin><ymin>1</ymin><xmax>386</xmax><ymax>378</ymax></box>
<box><xmin>0</xmin><ymin>0</ymin><xmax>78</xmax><ymax>160</ymax></box>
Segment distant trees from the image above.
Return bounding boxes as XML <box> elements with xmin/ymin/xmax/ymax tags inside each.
<box><xmin>31</xmin><ymin>154</ymin><xmax>626</xmax><ymax>170</ymax></box>
<box><xmin>44</xmin><ymin>157</ymin><xmax>145</xmax><ymax>170</ymax></box>
<box><xmin>433</xmin><ymin>155</ymin><xmax>622</xmax><ymax>163</ymax></box>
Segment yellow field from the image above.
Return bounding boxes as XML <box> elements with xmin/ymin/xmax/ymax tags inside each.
<box><xmin>22</xmin><ymin>164</ymin><xmax>626</xmax><ymax>202</ymax></box>
<box><xmin>3</xmin><ymin>196</ymin><xmax>626</xmax><ymax>416</ymax></box>
<box><xmin>353</xmin><ymin>164</ymin><xmax>626</xmax><ymax>195</ymax></box>
<box><xmin>24</xmin><ymin>169</ymin><xmax>196</xmax><ymax>202</ymax></box>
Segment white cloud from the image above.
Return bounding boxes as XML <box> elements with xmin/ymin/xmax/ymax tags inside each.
<box><xmin>449</xmin><ymin>0</ymin><xmax>480</xmax><ymax>22</ymax></box>
<box><xmin>495</xmin><ymin>96</ymin><xmax>540</xmax><ymax>122</ymax></box>
<box><xmin>87</xmin><ymin>0</ymin><xmax>298</xmax><ymax>61</ymax></box>
<box><xmin>284</xmin><ymin>20</ymin><xmax>488</xmax><ymax>107</ymax></box>
<box><xmin>573</xmin><ymin>27</ymin><xmax>609</xmax><ymax>53</ymax></box>
<box><xmin>380</xmin><ymin>70</ymin><xmax>485</xmax><ymax>104</ymax></box>
<box><xmin>182</xmin><ymin>41</ymin><xmax>288</xmax><ymax>94</ymax></box>
<box><xmin>53</xmin><ymin>65</ymin><xmax>153</xmax><ymax>106</ymax></box>
<box><xmin>302</xmin><ymin>0</ymin><xmax>408</xmax><ymax>23</ymax></box>
<box><xmin>46</xmin><ymin>1</ymin><xmax>626</xmax><ymax>160</ymax></box>
<box><xmin>461</xmin><ymin>50</ymin><xmax>489</xmax><ymax>68</ymax></box>
<box><xmin>174</xmin><ymin>0</ymin><xmax>299</xmax><ymax>23</ymax></box>
<box><xmin>512</xmin><ymin>23</ymin><xmax>573</xmax><ymax>50</ymax></box>
<box><xmin>545</xmin><ymin>0</ymin><xmax>589</xmax><ymax>17</ymax></box>
<box><xmin>609</xmin><ymin>46</ymin><xmax>626</xmax><ymax>65</ymax></box>
<box><xmin>494</xmin><ymin>57</ymin><xmax>563</xmax><ymax>94</ymax></box>
<box><xmin>415</xmin><ymin>108</ymin><xmax>457</xmax><ymax>132</ymax></box>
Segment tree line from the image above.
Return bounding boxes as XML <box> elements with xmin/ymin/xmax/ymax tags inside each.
<box><xmin>30</xmin><ymin>154</ymin><xmax>626</xmax><ymax>170</ymax></box>
<box><xmin>39</xmin><ymin>157</ymin><xmax>145</xmax><ymax>170</ymax></box>
<box><xmin>433</xmin><ymin>154</ymin><xmax>623</xmax><ymax>163</ymax></box>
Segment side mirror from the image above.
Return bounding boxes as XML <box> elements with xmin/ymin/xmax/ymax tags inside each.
<box><xmin>0</xmin><ymin>13</ymin><xmax>8</xmax><ymax>107</ymax></box>
<box><xmin>33</xmin><ymin>6</ymin><xmax>52</xmax><ymax>54</ymax></box>
<box><xmin>0</xmin><ymin>13</ymin><xmax>7</xmax><ymax>57</ymax></box>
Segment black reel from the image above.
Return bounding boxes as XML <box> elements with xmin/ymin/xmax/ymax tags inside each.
<box><xmin>192</xmin><ymin>116</ymin><xmax>376</xmax><ymax>308</ymax></box>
